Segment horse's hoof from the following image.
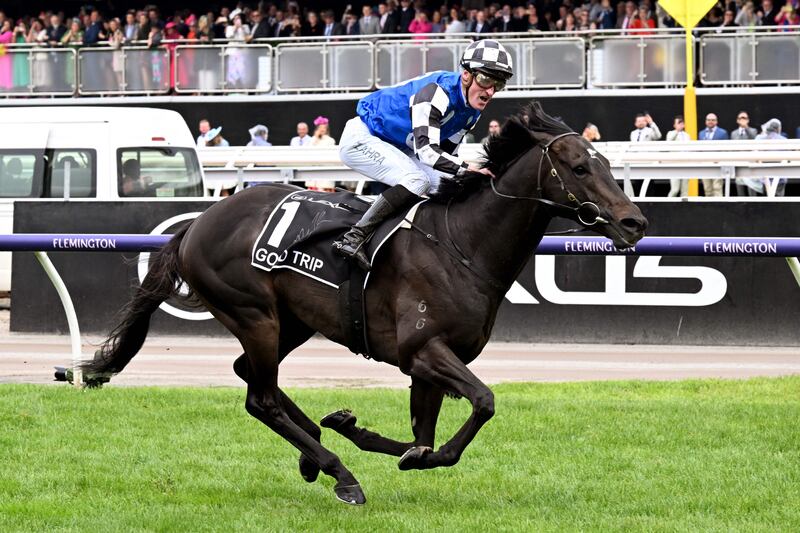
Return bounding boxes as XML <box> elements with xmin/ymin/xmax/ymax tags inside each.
<box><xmin>232</xmin><ymin>355</ymin><xmax>249</xmax><ymax>383</ymax></box>
<box><xmin>398</xmin><ymin>446</ymin><xmax>433</xmax><ymax>471</ymax></box>
<box><xmin>299</xmin><ymin>454</ymin><xmax>319</xmax><ymax>483</ymax></box>
<box><xmin>320</xmin><ymin>409</ymin><xmax>357</xmax><ymax>431</ymax></box>
<box><xmin>334</xmin><ymin>482</ymin><xmax>366</xmax><ymax>505</ymax></box>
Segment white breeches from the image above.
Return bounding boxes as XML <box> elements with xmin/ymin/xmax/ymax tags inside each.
<box><xmin>339</xmin><ymin>116</ymin><xmax>447</xmax><ymax>196</ymax></box>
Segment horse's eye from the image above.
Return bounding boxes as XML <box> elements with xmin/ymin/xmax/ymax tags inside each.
<box><xmin>574</xmin><ymin>165</ymin><xmax>587</xmax><ymax>176</ymax></box>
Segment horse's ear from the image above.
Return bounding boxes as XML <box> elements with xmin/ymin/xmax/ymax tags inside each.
<box><xmin>525</xmin><ymin>100</ymin><xmax>574</xmax><ymax>141</ymax></box>
<box><xmin>524</xmin><ymin>101</ymin><xmax>546</xmax><ymax>126</ymax></box>
<box><xmin>529</xmin><ymin>101</ymin><xmax>545</xmax><ymax>118</ymax></box>
<box><xmin>500</xmin><ymin>115</ymin><xmax>534</xmax><ymax>142</ymax></box>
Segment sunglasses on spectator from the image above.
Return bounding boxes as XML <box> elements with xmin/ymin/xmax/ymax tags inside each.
<box><xmin>472</xmin><ymin>71</ymin><xmax>506</xmax><ymax>91</ymax></box>
<box><xmin>737</xmin><ymin>115</ymin><xmax>748</xmax><ymax>120</ymax></box>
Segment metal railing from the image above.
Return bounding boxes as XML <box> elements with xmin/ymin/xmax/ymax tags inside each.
<box><xmin>174</xmin><ymin>44</ymin><xmax>273</xmax><ymax>93</ymax></box>
<box><xmin>1</xmin><ymin>27</ymin><xmax>799</xmax><ymax>98</ymax></box>
<box><xmin>0</xmin><ymin>47</ymin><xmax>76</xmax><ymax>96</ymax></box>
<box><xmin>500</xmin><ymin>37</ymin><xmax>585</xmax><ymax>88</ymax></box>
<box><xmin>275</xmin><ymin>41</ymin><xmax>371</xmax><ymax>92</ymax></box>
<box><xmin>589</xmin><ymin>34</ymin><xmax>687</xmax><ymax>87</ymax></box>
<box><xmin>198</xmin><ymin>140</ymin><xmax>800</xmax><ymax>199</ymax></box>
<box><xmin>375</xmin><ymin>38</ymin><xmax>470</xmax><ymax>87</ymax></box>
<box><xmin>700</xmin><ymin>31</ymin><xmax>800</xmax><ymax>85</ymax></box>
<box><xmin>77</xmin><ymin>46</ymin><xmax>170</xmax><ymax>95</ymax></box>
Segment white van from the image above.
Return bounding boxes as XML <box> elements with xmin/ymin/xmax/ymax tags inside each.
<box><xmin>0</xmin><ymin>106</ymin><xmax>207</xmax><ymax>291</ymax></box>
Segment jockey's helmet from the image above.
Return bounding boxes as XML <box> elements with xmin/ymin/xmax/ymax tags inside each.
<box><xmin>460</xmin><ymin>39</ymin><xmax>514</xmax><ymax>81</ymax></box>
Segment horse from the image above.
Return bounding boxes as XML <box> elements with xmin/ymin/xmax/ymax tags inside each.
<box><xmin>84</xmin><ymin>102</ymin><xmax>647</xmax><ymax>505</ymax></box>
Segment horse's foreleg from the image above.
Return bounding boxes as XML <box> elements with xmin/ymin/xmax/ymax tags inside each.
<box><xmin>399</xmin><ymin>338</ymin><xmax>494</xmax><ymax>471</ymax></box>
<box><xmin>320</xmin><ymin>377</ymin><xmax>444</xmax><ymax>456</ymax></box>
<box><xmin>409</xmin><ymin>377</ymin><xmax>445</xmax><ymax>446</ymax></box>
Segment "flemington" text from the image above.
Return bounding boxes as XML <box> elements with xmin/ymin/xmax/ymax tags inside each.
<box><xmin>51</xmin><ymin>238</ymin><xmax>117</xmax><ymax>249</ymax></box>
<box><xmin>703</xmin><ymin>241</ymin><xmax>777</xmax><ymax>254</ymax></box>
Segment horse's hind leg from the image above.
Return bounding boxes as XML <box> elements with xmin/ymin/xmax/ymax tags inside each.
<box><xmin>320</xmin><ymin>377</ymin><xmax>445</xmax><ymax>457</ymax></box>
<box><xmin>233</xmin><ymin>317</ymin><xmax>322</xmax><ymax>483</ymax></box>
<box><xmin>240</xmin><ymin>326</ymin><xmax>365</xmax><ymax>505</ymax></box>
<box><xmin>234</xmin><ymin>354</ymin><xmax>322</xmax><ymax>483</ymax></box>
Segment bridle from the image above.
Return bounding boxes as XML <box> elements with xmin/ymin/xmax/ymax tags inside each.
<box><xmin>489</xmin><ymin>131</ymin><xmax>610</xmax><ymax>228</ymax></box>
<box><xmin>406</xmin><ymin>131</ymin><xmax>613</xmax><ymax>292</ymax></box>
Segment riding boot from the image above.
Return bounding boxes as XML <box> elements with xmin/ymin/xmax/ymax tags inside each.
<box><xmin>333</xmin><ymin>185</ymin><xmax>419</xmax><ymax>271</ymax></box>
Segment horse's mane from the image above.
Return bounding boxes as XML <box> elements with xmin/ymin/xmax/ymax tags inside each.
<box><xmin>430</xmin><ymin>101</ymin><xmax>574</xmax><ymax>203</ymax></box>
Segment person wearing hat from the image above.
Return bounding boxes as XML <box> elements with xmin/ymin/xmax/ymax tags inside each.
<box><xmin>310</xmin><ymin>116</ymin><xmax>335</xmax><ymax>146</ymax></box>
<box><xmin>307</xmin><ymin>117</ymin><xmax>336</xmax><ymax>192</ymax></box>
<box><xmin>247</xmin><ymin>124</ymin><xmax>272</xmax><ymax>147</ymax></box>
<box><xmin>333</xmin><ymin>39</ymin><xmax>514</xmax><ymax>270</ymax></box>
<box><xmin>204</xmin><ymin>126</ymin><xmax>229</xmax><ymax>147</ymax></box>
<box><xmin>749</xmin><ymin>118</ymin><xmax>787</xmax><ymax>196</ymax></box>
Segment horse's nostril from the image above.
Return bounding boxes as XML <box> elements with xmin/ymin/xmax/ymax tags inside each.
<box><xmin>621</xmin><ymin>217</ymin><xmax>647</xmax><ymax>233</ymax></box>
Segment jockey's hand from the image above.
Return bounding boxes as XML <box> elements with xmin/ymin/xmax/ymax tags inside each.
<box><xmin>467</xmin><ymin>164</ymin><xmax>495</xmax><ymax>178</ymax></box>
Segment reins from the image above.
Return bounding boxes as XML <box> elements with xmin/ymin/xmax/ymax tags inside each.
<box><xmin>404</xmin><ymin>210</ymin><xmax>507</xmax><ymax>292</ymax></box>
<box><xmin>406</xmin><ymin>131</ymin><xmax>610</xmax><ymax>291</ymax></box>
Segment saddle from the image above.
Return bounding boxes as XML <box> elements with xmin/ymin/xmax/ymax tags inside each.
<box><xmin>251</xmin><ymin>188</ymin><xmax>425</xmax><ymax>356</ymax></box>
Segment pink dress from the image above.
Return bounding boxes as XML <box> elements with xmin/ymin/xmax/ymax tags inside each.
<box><xmin>0</xmin><ymin>31</ymin><xmax>13</xmax><ymax>89</ymax></box>
<box><xmin>408</xmin><ymin>19</ymin><xmax>433</xmax><ymax>40</ymax></box>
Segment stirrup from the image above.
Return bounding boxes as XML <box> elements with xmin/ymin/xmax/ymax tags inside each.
<box><xmin>336</xmin><ymin>240</ymin><xmax>371</xmax><ymax>271</ymax></box>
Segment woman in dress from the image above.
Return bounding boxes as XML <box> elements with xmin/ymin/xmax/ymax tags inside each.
<box><xmin>0</xmin><ymin>20</ymin><xmax>15</xmax><ymax>90</ymax></box>
<box><xmin>107</xmin><ymin>18</ymin><xmax>125</xmax><ymax>90</ymax></box>
<box><xmin>310</xmin><ymin>116</ymin><xmax>336</xmax><ymax>146</ymax></box>
<box><xmin>408</xmin><ymin>11</ymin><xmax>433</xmax><ymax>39</ymax></box>
<box><xmin>308</xmin><ymin>116</ymin><xmax>336</xmax><ymax>192</ymax></box>
<box><xmin>225</xmin><ymin>14</ymin><xmax>251</xmax><ymax>89</ymax></box>
<box><xmin>164</xmin><ymin>21</ymin><xmax>182</xmax><ymax>92</ymax></box>
<box><xmin>146</xmin><ymin>24</ymin><xmax>164</xmax><ymax>91</ymax></box>
<box><xmin>60</xmin><ymin>19</ymin><xmax>84</xmax><ymax>88</ymax></box>
<box><xmin>12</xmin><ymin>19</ymin><xmax>30</xmax><ymax>90</ymax></box>
<box><xmin>629</xmin><ymin>6</ymin><xmax>656</xmax><ymax>35</ymax></box>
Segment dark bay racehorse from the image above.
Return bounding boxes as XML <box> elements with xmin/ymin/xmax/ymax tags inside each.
<box><xmin>85</xmin><ymin>103</ymin><xmax>647</xmax><ymax>505</ymax></box>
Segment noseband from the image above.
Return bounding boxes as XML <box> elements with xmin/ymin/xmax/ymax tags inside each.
<box><xmin>489</xmin><ymin>131</ymin><xmax>609</xmax><ymax>227</ymax></box>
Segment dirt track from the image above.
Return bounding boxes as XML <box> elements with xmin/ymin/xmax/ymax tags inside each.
<box><xmin>1</xmin><ymin>311</ymin><xmax>799</xmax><ymax>387</ymax></box>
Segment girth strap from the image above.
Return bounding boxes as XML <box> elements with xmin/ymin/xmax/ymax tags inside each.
<box><xmin>338</xmin><ymin>265</ymin><xmax>371</xmax><ymax>359</ymax></box>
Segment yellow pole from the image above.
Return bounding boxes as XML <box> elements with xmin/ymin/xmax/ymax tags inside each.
<box><xmin>683</xmin><ymin>27</ymin><xmax>699</xmax><ymax>196</ymax></box>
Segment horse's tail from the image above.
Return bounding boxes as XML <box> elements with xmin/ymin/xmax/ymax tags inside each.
<box><xmin>82</xmin><ymin>223</ymin><xmax>191</xmax><ymax>376</ymax></box>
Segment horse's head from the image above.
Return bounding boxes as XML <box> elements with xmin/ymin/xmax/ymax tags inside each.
<box><xmin>485</xmin><ymin>102</ymin><xmax>647</xmax><ymax>248</ymax></box>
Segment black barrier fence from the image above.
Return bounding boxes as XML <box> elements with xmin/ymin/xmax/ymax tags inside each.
<box><xmin>11</xmin><ymin>201</ymin><xmax>800</xmax><ymax>345</ymax></box>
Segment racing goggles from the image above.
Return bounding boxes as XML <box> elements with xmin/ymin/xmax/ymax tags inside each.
<box><xmin>473</xmin><ymin>71</ymin><xmax>507</xmax><ymax>92</ymax></box>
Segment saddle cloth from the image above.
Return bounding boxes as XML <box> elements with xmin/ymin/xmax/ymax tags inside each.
<box><xmin>251</xmin><ymin>188</ymin><xmax>424</xmax><ymax>287</ymax></box>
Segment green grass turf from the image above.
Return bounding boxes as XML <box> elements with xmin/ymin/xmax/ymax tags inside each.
<box><xmin>0</xmin><ymin>378</ymin><xmax>798</xmax><ymax>532</ymax></box>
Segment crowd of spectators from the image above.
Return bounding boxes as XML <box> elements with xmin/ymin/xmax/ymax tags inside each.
<box><xmin>0</xmin><ymin>1</ymin><xmax>796</xmax><ymax>92</ymax></box>
<box><xmin>619</xmin><ymin>108</ymin><xmax>794</xmax><ymax>196</ymax></box>
<box><xmin>0</xmin><ymin>0</ymin><xmax>797</xmax><ymax>53</ymax></box>
<box><xmin>196</xmin><ymin>115</ymin><xmax>342</xmax><ymax>194</ymax></box>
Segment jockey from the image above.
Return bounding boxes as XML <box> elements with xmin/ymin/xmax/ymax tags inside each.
<box><xmin>333</xmin><ymin>39</ymin><xmax>514</xmax><ymax>270</ymax></box>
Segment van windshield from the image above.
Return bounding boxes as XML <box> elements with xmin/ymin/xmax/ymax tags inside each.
<box><xmin>117</xmin><ymin>147</ymin><xmax>203</xmax><ymax>198</ymax></box>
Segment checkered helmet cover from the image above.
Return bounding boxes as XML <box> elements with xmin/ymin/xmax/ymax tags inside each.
<box><xmin>460</xmin><ymin>39</ymin><xmax>514</xmax><ymax>80</ymax></box>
